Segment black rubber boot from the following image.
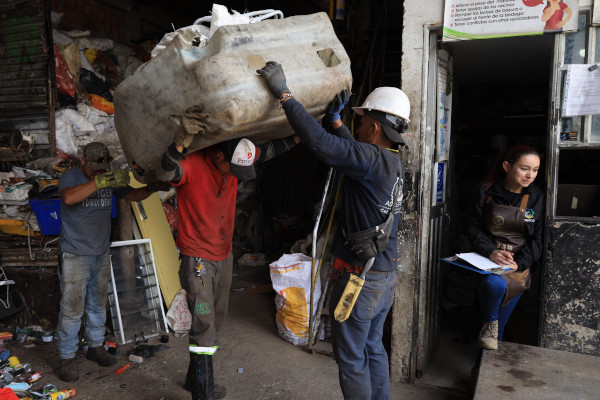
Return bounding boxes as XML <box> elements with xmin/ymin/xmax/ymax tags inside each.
<box><xmin>185</xmin><ymin>355</ymin><xmax>226</xmax><ymax>398</ymax></box>
<box><xmin>191</xmin><ymin>353</ymin><xmax>215</xmax><ymax>400</ymax></box>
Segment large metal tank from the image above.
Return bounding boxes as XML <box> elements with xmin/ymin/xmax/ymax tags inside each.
<box><xmin>114</xmin><ymin>12</ymin><xmax>352</xmax><ymax>182</ymax></box>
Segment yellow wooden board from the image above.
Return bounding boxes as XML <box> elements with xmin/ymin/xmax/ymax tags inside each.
<box><xmin>0</xmin><ymin>219</ymin><xmax>40</xmax><ymax>237</ymax></box>
<box><xmin>129</xmin><ymin>174</ymin><xmax>181</xmax><ymax>308</ymax></box>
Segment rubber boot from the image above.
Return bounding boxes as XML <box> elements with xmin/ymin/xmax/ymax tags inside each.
<box><xmin>185</xmin><ymin>358</ymin><xmax>227</xmax><ymax>399</ymax></box>
<box><xmin>191</xmin><ymin>353</ymin><xmax>215</xmax><ymax>400</ymax></box>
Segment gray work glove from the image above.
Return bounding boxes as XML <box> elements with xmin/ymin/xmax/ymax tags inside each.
<box><xmin>256</xmin><ymin>61</ymin><xmax>290</xmax><ymax>98</ymax></box>
<box><xmin>174</xmin><ymin>105</ymin><xmax>209</xmax><ymax>148</ymax></box>
<box><xmin>94</xmin><ymin>169</ymin><xmax>129</xmax><ymax>189</ymax></box>
<box><xmin>325</xmin><ymin>89</ymin><xmax>350</xmax><ymax>123</ymax></box>
<box><xmin>145</xmin><ymin>181</ymin><xmax>172</xmax><ymax>193</ymax></box>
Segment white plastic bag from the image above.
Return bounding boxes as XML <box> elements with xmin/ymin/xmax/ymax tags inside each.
<box><xmin>209</xmin><ymin>4</ymin><xmax>250</xmax><ymax>37</ymax></box>
<box><xmin>269</xmin><ymin>253</ymin><xmax>321</xmax><ymax>346</ymax></box>
<box><xmin>166</xmin><ymin>288</ymin><xmax>192</xmax><ymax>337</ymax></box>
<box><xmin>54</xmin><ymin>110</ymin><xmax>78</xmax><ymax>157</ymax></box>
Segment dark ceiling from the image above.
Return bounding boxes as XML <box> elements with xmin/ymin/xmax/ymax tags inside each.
<box><xmin>139</xmin><ymin>0</ymin><xmax>330</xmax><ymax>27</ymax></box>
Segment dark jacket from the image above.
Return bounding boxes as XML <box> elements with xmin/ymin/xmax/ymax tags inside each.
<box><xmin>465</xmin><ymin>182</ymin><xmax>544</xmax><ymax>271</ymax></box>
<box><xmin>282</xmin><ymin>98</ymin><xmax>404</xmax><ymax>272</ymax></box>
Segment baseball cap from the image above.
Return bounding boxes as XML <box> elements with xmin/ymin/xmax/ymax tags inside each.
<box><xmin>219</xmin><ymin>138</ymin><xmax>256</xmax><ymax>180</ymax></box>
<box><xmin>83</xmin><ymin>142</ymin><xmax>112</xmax><ymax>171</ymax></box>
<box><xmin>364</xmin><ymin>110</ymin><xmax>406</xmax><ymax>144</ymax></box>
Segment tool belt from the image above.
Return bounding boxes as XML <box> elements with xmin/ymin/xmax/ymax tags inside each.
<box><xmin>343</xmin><ymin>211</ymin><xmax>395</xmax><ymax>262</ymax></box>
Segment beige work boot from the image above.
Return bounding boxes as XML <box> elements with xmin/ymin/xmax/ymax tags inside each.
<box><xmin>478</xmin><ymin>320</ymin><xmax>499</xmax><ymax>350</ymax></box>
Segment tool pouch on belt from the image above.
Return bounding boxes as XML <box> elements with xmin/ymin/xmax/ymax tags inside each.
<box><xmin>344</xmin><ymin>211</ymin><xmax>395</xmax><ymax>262</ymax></box>
<box><xmin>343</xmin><ymin>156</ymin><xmax>402</xmax><ymax>262</ymax></box>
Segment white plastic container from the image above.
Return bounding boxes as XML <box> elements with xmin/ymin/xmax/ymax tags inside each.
<box><xmin>114</xmin><ymin>12</ymin><xmax>352</xmax><ymax>182</ymax></box>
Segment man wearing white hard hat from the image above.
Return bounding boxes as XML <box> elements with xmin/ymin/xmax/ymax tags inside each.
<box><xmin>157</xmin><ymin>105</ymin><xmax>298</xmax><ymax>400</ymax></box>
<box><xmin>258</xmin><ymin>61</ymin><xmax>410</xmax><ymax>400</ymax></box>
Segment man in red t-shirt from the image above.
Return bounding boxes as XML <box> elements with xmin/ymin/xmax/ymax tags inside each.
<box><xmin>158</xmin><ymin>105</ymin><xmax>298</xmax><ymax>400</ymax></box>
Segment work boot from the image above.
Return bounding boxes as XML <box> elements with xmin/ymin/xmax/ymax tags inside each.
<box><xmin>86</xmin><ymin>346</ymin><xmax>117</xmax><ymax>367</ymax></box>
<box><xmin>478</xmin><ymin>320</ymin><xmax>499</xmax><ymax>350</ymax></box>
<box><xmin>58</xmin><ymin>358</ymin><xmax>79</xmax><ymax>382</ymax></box>
<box><xmin>191</xmin><ymin>353</ymin><xmax>216</xmax><ymax>400</ymax></box>
<box><xmin>185</xmin><ymin>356</ymin><xmax>227</xmax><ymax>398</ymax></box>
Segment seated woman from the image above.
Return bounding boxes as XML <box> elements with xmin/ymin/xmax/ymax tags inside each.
<box><xmin>465</xmin><ymin>145</ymin><xmax>544</xmax><ymax>349</ymax></box>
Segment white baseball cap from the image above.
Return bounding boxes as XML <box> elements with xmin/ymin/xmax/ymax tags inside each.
<box><xmin>220</xmin><ymin>138</ymin><xmax>256</xmax><ymax>180</ymax></box>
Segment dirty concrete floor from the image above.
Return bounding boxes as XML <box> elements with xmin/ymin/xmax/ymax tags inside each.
<box><xmin>6</xmin><ymin>264</ymin><xmax>472</xmax><ymax>399</ymax></box>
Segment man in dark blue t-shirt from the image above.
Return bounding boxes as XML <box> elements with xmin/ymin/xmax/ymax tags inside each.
<box><xmin>57</xmin><ymin>142</ymin><xmax>168</xmax><ymax>383</ymax></box>
<box><xmin>258</xmin><ymin>62</ymin><xmax>411</xmax><ymax>400</ymax></box>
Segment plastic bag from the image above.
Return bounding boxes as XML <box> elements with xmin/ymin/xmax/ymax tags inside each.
<box><xmin>58</xmin><ymin>41</ymin><xmax>81</xmax><ymax>82</ymax></box>
<box><xmin>61</xmin><ymin>108</ymin><xmax>97</xmax><ymax>137</ymax></box>
<box><xmin>209</xmin><ymin>4</ymin><xmax>250</xmax><ymax>37</ymax></box>
<box><xmin>53</xmin><ymin>44</ymin><xmax>75</xmax><ymax>97</ymax></box>
<box><xmin>54</xmin><ymin>109</ymin><xmax>78</xmax><ymax>157</ymax></box>
<box><xmin>88</xmin><ymin>94</ymin><xmax>114</xmax><ymax>114</ymax></box>
<box><xmin>80</xmin><ymin>69</ymin><xmax>112</xmax><ymax>101</ymax></box>
<box><xmin>166</xmin><ymin>289</ymin><xmax>192</xmax><ymax>337</ymax></box>
<box><xmin>162</xmin><ymin>203</ymin><xmax>177</xmax><ymax>234</ymax></box>
<box><xmin>269</xmin><ymin>253</ymin><xmax>321</xmax><ymax>346</ymax></box>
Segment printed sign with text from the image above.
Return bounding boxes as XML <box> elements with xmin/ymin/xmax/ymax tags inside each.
<box><xmin>444</xmin><ymin>0</ymin><xmax>579</xmax><ymax>41</ymax></box>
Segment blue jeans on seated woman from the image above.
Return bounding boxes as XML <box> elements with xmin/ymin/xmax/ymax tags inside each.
<box><xmin>478</xmin><ymin>274</ymin><xmax>523</xmax><ymax>341</ymax></box>
<box><xmin>329</xmin><ymin>270</ymin><xmax>396</xmax><ymax>400</ymax></box>
<box><xmin>56</xmin><ymin>250</ymin><xmax>111</xmax><ymax>359</ymax></box>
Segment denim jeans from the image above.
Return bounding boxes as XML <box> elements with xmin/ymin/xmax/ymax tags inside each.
<box><xmin>57</xmin><ymin>250</ymin><xmax>111</xmax><ymax>359</ymax></box>
<box><xmin>478</xmin><ymin>274</ymin><xmax>523</xmax><ymax>340</ymax></box>
<box><xmin>329</xmin><ymin>270</ymin><xmax>396</xmax><ymax>400</ymax></box>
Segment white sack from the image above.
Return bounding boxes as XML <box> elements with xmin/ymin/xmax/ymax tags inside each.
<box><xmin>269</xmin><ymin>253</ymin><xmax>321</xmax><ymax>346</ymax></box>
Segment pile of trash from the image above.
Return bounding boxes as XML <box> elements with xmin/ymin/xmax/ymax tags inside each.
<box><xmin>1</xmin><ymin>11</ymin><xmax>159</xmax><ymax>238</ymax></box>
<box><xmin>50</xmin><ymin>11</ymin><xmax>150</xmax><ymax>164</ymax></box>
<box><xmin>0</xmin><ymin>327</ymin><xmax>77</xmax><ymax>400</ymax></box>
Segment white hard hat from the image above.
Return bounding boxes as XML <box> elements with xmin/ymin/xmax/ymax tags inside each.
<box><xmin>352</xmin><ymin>87</ymin><xmax>410</xmax><ymax>122</ymax></box>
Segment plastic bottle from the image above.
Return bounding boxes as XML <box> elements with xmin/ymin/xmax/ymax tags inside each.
<box><xmin>46</xmin><ymin>388</ymin><xmax>76</xmax><ymax>400</ymax></box>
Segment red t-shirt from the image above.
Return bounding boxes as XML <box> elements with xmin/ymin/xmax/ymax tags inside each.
<box><xmin>172</xmin><ymin>150</ymin><xmax>238</xmax><ymax>260</ymax></box>
<box><xmin>544</xmin><ymin>3</ymin><xmax>568</xmax><ymax>31</ymax></box>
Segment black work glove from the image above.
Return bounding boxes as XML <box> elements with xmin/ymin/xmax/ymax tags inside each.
<box><xmin>256</xmin><ymin>61</ymin><xmax>290</xmax><ymax>98</ymax></box>
<box><xmin>145</xmin><ymin>181</ymin><xmax>172</xmax><ymax>193</ymax></box>
<box><xmin>174</xmin><ymin>105</ymin><xmax>209</xmax><ymax>148</ymax></box>
<box><xmin>325</xmin><ymin>89</ymin><xmax>350</xmax><ymax>123</ymax></box>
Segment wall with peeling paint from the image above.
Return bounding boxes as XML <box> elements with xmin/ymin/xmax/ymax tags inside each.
<box><xmin>541</xmin><ymin>221</ymin><xmax>600</xmax><ymax>356</ymax></box>
<box><xmin>390</xmin><ymin>0</ymin><xmax>444</xmax><ymax>382</ymax></box>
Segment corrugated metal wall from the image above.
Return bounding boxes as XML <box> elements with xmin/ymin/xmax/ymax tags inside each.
<box><xmin>0</xmin><ymin>0</ymin><xmax>55</xmax><ymax>163</ymax></box>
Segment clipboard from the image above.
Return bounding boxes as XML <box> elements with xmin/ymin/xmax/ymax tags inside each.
<box><xmin>440</xmin><ymin>255</ymin><xmax>493</xmax><ymax>275</ymax></box>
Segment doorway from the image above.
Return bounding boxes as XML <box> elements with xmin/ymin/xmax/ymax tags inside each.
<box><xmin>418</xmin><ymin>32</ymin><xmax>554</xmax><ymax>388</ymax></box>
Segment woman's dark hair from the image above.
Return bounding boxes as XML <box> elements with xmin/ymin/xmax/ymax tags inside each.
<box><xmin>483</xmin><ymin>145</ymin><xmax>540</xmax><ymax>191</ymax></box>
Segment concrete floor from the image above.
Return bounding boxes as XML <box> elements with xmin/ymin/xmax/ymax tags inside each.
<box><xmin>475</xmin><ymin>341</ymin><xmax>600</xmax><ymax>400</ymax></box>
<box><xmin>3</xmin><ymin>263</ymin><xmax>474</xmax><ymax>399</ymax></box>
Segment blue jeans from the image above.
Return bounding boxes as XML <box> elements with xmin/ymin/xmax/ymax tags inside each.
<box><xmin>478</xmin><ymin>274</ymin><xmax>523</xmax><ymax>340</ymax></box>
<box><xmin>57</xmin><ymin>250</ymin><xmax>111</xmax><ymax>359</ymax></box>
<box><xmin>329</xmin><ymin>270</ymin><xmax>396</xmax><ymax>400</ymax></box>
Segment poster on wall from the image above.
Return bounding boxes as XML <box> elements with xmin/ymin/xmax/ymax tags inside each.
<box><xmin>436</xmin><ymin>50</ymin><xmax>452</xmax><ymax>162</ymax></box>
<box><xmin>443</xmin><ymin>0</ymin><xmax>579</xmax><ymax>41</ymax></box>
